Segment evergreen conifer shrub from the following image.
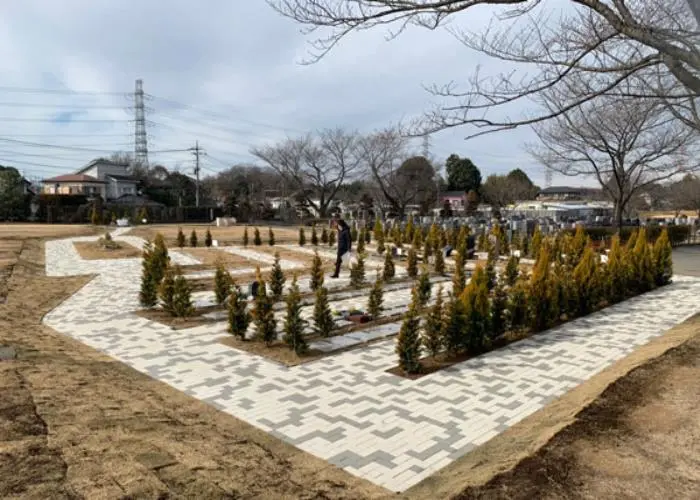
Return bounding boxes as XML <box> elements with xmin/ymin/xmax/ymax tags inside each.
<box><xmin>452</xmin><ymin>249</ymin><xmax>466</xmax><ymax>295</ymax></box>
<box><xmin>311</xmin><ymin>226</ymin><xmax>319</xmax><ymax>246</ymax></box>
<box><xmin>412</xmin><ymin>229</ymin><xmax>423</xmax><ymax>252</ymax></box>
<box><xmin>313</xmin><ymin>286</ymin><xmax>334</xmax><ymax>337</ymax></box>
<box><xmin>283</xmin><ymin>276</ymin><xmax>308</xmax><ymax>355</ymax></box>
<box><xmin>406</xmin><ymin>247</ymin><xmax>418</xmax><ymax>278</ymax></box>
<box><xmin>205</xmin><ymin>229</ymin><xmax>213</xmax><ymax>247</ymax></box>
<box><xmin>350</xmin><ymin>253</ymin><xmax>366</xmax><ymax>288</ymax></box>
<box><xmin>139</xmin><ymin>240</ymin><xmax>158</xmax><ymax>307</ymax></box>
<box><xmin>151</xmin><ymin>234</ymin><xmax>170</xmax><ymax>285</ymax></box>
<box><xmin>434</xmin><ymin>246</ymin><xmax>445</xmax><ymax>275</ymax></box>
<box><xmin>491</xmin><ymin>282</ymin><xmax>508</xmax><ymax>338</ymax></box>
<box><xmin>443</xmin><ymin>293</ymin><xmax>466</xmax><ymax>356</ymax></box>
<box><xmin>328</xmin><ymin>229</ymin><xmax>336</xmax><ymax>247</ymax></box>
<box><xmin>423</xmin><ymin>285</ymin><xmax>444</xmax><ymax>357</ymax></box>
<box><xmin>417</xmin><ymin>266</ymin><xmax>432</xmax><ymax>306</ymax></box>
<box><xmin>572</xmin><ymin>247</ymin><xmax>600</xmax><ymax>316</ymax></box>
<box><xmin>531</xmin><ymin>226</ymin><xmax>543</xmax><ymax>260</ymax></box>
<box><xmin>159</xmin><ymin>265</ymin><xmax>176</xmax><ymax>315</ymax></box>
<box><xmin>299</xmin><ymin>228</ymin><xmax>306</xmax><ymax>246</ymax></box>
<box><xmin>504</xmin><ymin>255</ymin><xmax>520</xmax><ymax>286</ymax></box>
<box><xmin>269</xmin><ymin>253</ymin><xmax>286</xmax><ymax>300</ymax></box>
<box><xmin>252</xmin><ymin>268</ymin><xmax>276</xmax><ymax>345</ymax></box>
<box><xmin>374</xmin><ymin>219</ymin><xmax>385</xmax><ymax>253</ymax></box>
<box><xmin>508</xmin><ymin>280</ymin><xmax>529</xmax><ymax>330</ymax></box>
<box><xmin>243</xmin><ymin>226</ymin><xmax>249</xmax><ymax>247</ymax></box>
<box><xmin>253</xmin><ymin>227</ymin><xmax>262</xmax><ymax>246</ymax></box>
<box><xmin>171</xmin><ymin>267</ymin><xmax>195</xmax><ymax>317</ymax></box>
<box><xmin>652</xmin><ymin>228</ymin><xmax>673</xmax><ymax>286</ymax></box>
<box><xmin>268</xmin><ymin>227</ymin><xmax>275</xmax><ymax>246</ymax></box>
<box><xmin>321</xmin><ymin>227</ymin><xmax>328</xmax><ymax>244</ymax></box>
<box><xmin>460</xmin><ymin>266</ymin><xmax>491</xmax><ymax>353</ymax></box>
<box><xmin>382</xmin><ymin>249</ymin><xmax>395</xmax><ymax>281</ymax></box>
<box><xmin>189</xmin><ymin>229</ymin><xmax>198</xmax><ymax>247</ymax></box>
<box><xmin>396</xmin><ymin>288</ymin><xmax>422</xmax><ymax>374</ymax></box>
<box><xmin>350</xmin><ymin>224</ymin><xmax>358</xmax><ymax>243</ymax></box>
<box><xmin>176</xmin><ymin>227</ymin><xmax>186</xmax><ymax>248</ymax></box>
<box><xmin>227</xmin><ymin>285</ymin><xmax>250</xmax><ymax>340</ymax></box>
<box><xmin>357</xmin><ymin>229</ymin><xmax>366</xmax><ymax>253</ymax></box>
<box><xmin>214</xmin><ymin>260</ymin><xmax>233</xmax><ymax>305</ymax></box>
<box><xmin>309</xmin><ymin>252</ymin><xmax>324</xmax><ymax>291</ymax></box>
<box><xmin>367</xmin><ymin>276</ymin><xmax>384</xmax><ymax>319</ymax></box>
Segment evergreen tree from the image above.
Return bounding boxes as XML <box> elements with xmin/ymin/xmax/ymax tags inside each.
<box><xmin>171</xmin><ymin>267</ymin><xmax>194</xmax><ymax>317</ymax></box>
<box><xmin>382</xmin><ymin>249</ymin><xmax>395</xmax><ymax>281</ymax></box>
<box><xmin>553</xmin><ymin>260</ymin><xmax>574</xmax><ymax>319</ymax></box>
<box><xmin>214</xmin><ymin>260</ymin><xmax>233</xmax><ymax>305</ymax></box>
<box><xmin>606</xmin><ymin>235</ymin><xmax>627</xmax><ymax>303</ymax></box>
<box><xmin>652</xmin><ymin>228</ymin><xmax>673</xmax><ymax>287</ymax></box>
<box><xmin>139</xmin><ymin>240</ymin><xmax>158</xmax><ymax>307</ymax></box>
<box><xmin>252</xmin><ymin>268</ymin><xmax>276</xmax><ymax>345</ymax></box>
<box><xmin>491</xmin><ymin>281</ymin><xmax>508</xmax><ymax>338</ymax></box>
<box><xmin>511</xmin><ymin>232</ymin><xmax>521</xmax><ymax>254</ymax></box>
<box><xmin>569</xmin><ymin>225</ymin><xmax>588</xmax><ymax>265</ymax></box>
<box><xmin>268</xmin><ymin>227</ymin><xmax>275</xmax><ymax>246</ymax></box>
<box><xmin>328</xmin><ymin>229</ymin><xmax>336</xmax><ymax>247</ymax></box>
<box><xmin>396</xmin><ymin>287</ymin><xmax>422</xmax><ymax>374</ymax></box>
<box><xmin>417</xmin><ymin>266</ymin><xmax>432</xmax><ymax>307</ymax></box>
<box><xmin>428</xmin><ymin>223</ymin><xmax>440</xmax><ymax>251</ymax></box>
<box><xmin>313</xmin><ymin>285</ymin><xmax>334</xmax><ymax>337</ymax></box>
<box><xmin>405</xmin><ymin>215</ymin><xmax>415</xmax><ymax>242</ymax></box>
<box><xmin>205</xmin><ymin>229</ymin><xmax>213</xmax><ymax>247</ymax></box>
<box><xmin>364</xmin><ymin>227</ymin><xmax>371</xmax><ymax>244</ymax></box>
<box><xmin>159</xmin><ymin>265</ymin><xmax>176</xmax><ymax>315</ymax></box>
<box><xmin>572</xmin><ymin>246</ymin><xmax>600</xmax><ymax>316</ymax></box>
<box><xmin>412</xmin><ymin>229</ymin><xmax>423</xmax><ymax>253</ymax></box>
<box><xmin>227</xmin><ymin>285</ymin><xmax>250</xmax><ymax>340</ymax></box>
<box><xmin>452</xmin><ymin>248</ymin><xmax>466</xmax><ymax>295</ymax></box>
<box><xmin>321</xmin><ymin>227</ymin><xmax>329</xmax><ymax>244</ymax></box>
<box><xmin>350</xmin><ymin>223</ymin><xmax>358</xmax><ymax>243</ymax></box>
<box><xmin>253</xmin><ymin>227</ymin><xmax>262</xmax><ymax>246</ymax></box>
<box><xmin>434</xmin><ymin>245</ymin><xmax>445</xmax><ymax>275</ymax></box>
<box><xmin>311</xmin><ymin>226</ymin><xmax>319</xmax><ymax>245</ymax></box>
<box><xmin>457</xmin><ymin>225</ymin><xmax>470</xmax><ymax>252</ymax></box>
<box><xmin>283</xmin><ymin>276</ymin><xmax>308</xmax><ymax>355</ymax></box>
<box><xmin>151</xmin><ymin>234</ymin><xmax>170</xmax><ymax>285</ymax></box>
<box><xmin>632</xmin><ymin>227</ymin><xmax>655</xmax><ymax>293</ymax></box>
<box><xmin>367</xmin><ymin>276</ymin><xmax>384</xmax><ymax>319</ymax></box>
<box><xmin>243</xmin><ymin>226</ymin><xmax>249</xmax><ymax>247</ymax></box>
<box><xmin>477</xmin><ymin>231</ymin><xmax>487</xmax><ymax>252</ymax></box>
<box><xmin>625</xmin><ymin>229</ymin><xmax>638</xmax><ymax>253</ymax></box>
<box><xmin>504</xmin><ymin>254</ymin><xmax>520</xmax><ymax>286</ymax></box>
<box><xmin>357</xmin><ymin>228</ymin><xmax>366</xmax><ymax>253</ymax></box>
<box><xmin>508</xmin><ymin>280</ymin><xmax>529</xmax><ymax>331</ymax></box>
<box><xmin>189</xmin><ymin>229</ymin><xmax>198</xmax><ymax>247</ymax></box>
<box><xmin>449</xmin><ymin>227</ymin><xmax>459</xmax><ymax>249</ymax></box>
<box><xmin>406</xmin><ymin>246</ymin><xmax>418</xmax><ymax>278</ymax></box>
<box><xmin>443</xmin><ymin>293</ymin><xmax>466</xmax><ymax>356</ymax></box>
<box><xmin>491</xmin><ymin>224</ymin><xmax>509</xmax><ymax>254</ymax></box>
<box><xmin>528</xmin><ymin>244</ymin><xmax>557</xmax><ymax>332</ymax></box>
<box><xmin>176</xmin><ymin>227</ymin><xmax>186</xmax><ymax>248</ymax></box>
<box><xmin>391</xmin><ymin>224</ymin><xmax>403</xmax><ymax>248</ymax></box>
<box><xmin>309</xmin><ymin>251</ymin><xmax>324</xmax><ymax>291</ymax></box>
<box><xmin>460</xmin><ymin>266</ymin><xmax>491</xmax><ymax>353</ymax></box>
<box><xmin>531</xmin><ymin>226</ymin><xmax>542</xmax><ymax>260</ymax></box>
<box><xmin>374</xmin><ymin>219</ymin><xmax>385</xmax><ymax>254</ymax></box>
<box><xmin>485</xmin><ymin>242</ymin><xmax>497</xmax><ymax>291</ymax></box>
<box><xmin>422</xmin><ymin>234</ymin><xmax>432</xmax><ymax>263</ymax></box>
<box><xmin>269</xmin><ymin>252</ymin><xmax>286</xmax><ymax>300</ymax></box>
<box><xmin>423</xmin><ymin>285</ymin><xmax>444</xmax><ymax>357</ymax></box>
<box><xmin>350</xmin><ymin>253</ymin><xmax>366</xmax><ymax>288</ymax></box>
<box><xmin>299</xmin><ymin>227</ymin><xmax>306</xmax><ymax>246</ymax></box>
<box><xmin>439</xmin><ymin>227</ymin><xmax>448</xmax><ymax>249</ymax></box>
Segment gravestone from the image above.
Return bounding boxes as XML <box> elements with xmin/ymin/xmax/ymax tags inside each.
<box><xmin>249</xmin><ymin>281</ymin><xmax>261</xmax><ymax>298</ymax></box>
<box><xmin>0</xmin><ymin>345</ymin><xmax>17</xmax><ymax>361</ymax></box>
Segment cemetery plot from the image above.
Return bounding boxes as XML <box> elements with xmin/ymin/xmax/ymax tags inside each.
<box><xmin>73</xmin><ymin>236</ymin><xmax>142</xmax><ymax>260</ymax></box>
<box><xmin>129</xmin><ymin>224</ymin><xmax>300</xmax><ymax>247</ymax></box>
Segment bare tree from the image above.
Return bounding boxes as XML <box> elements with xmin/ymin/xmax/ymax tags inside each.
<box><xmin>251</xmin><ymin>128</ymin><xmax>362</xmax><ymax>217</ymax></box>
<box><xmin>268</xmin><ymin>0</ymin><xmax>700</xmax><ymax>135</ymax></box>
<box><xmin>670</xmin><ymin>174</ymin><xmax>700</xmax><ymax>217</ymax></box>
<box><xmin>529</xmin><ymin>91</ymin><xmax>699</xmax><ymax>230</ymax></box>
<box><xmin>357</xmin><ymin>129</ymin><xmax>436</xmax><ymax>215</ymax></box>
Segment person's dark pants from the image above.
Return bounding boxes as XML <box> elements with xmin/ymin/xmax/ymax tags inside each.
<box><xmin>333</xmin><ymin>253</ymin><xmax>344</xmax><ymax>277</ymax></box>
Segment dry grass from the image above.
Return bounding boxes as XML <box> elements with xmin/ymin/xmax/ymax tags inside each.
<box><xmin>129</xmin><ymin>224</ymin><xmax>301</xmax><ymax>246</ymax></box>
<box><xmin>0</xmin><ymin>223</ymin><xmax>98</xmax><ymax>239</ymax></box>
<box><xmin>73</xmin><ymin>241</ymin><xmax>142</xmax><ymax>260</ymax></box>
<box><xmin>0</xmin><ymin>240</ymin><xmax>23</xmax><ymax>302</ymax></box>
<box><xmin>177</xmin><ymin>247</ymin><xmax>260</xmax><ymax>267</ymax></box>
<box><xmin>0</xmin><ymin>234</ymin><xmax>389</xmax><ymax>499</ymax></box>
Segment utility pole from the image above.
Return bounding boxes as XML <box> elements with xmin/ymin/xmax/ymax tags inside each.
<box><xmin>134</xmin><ymin>79</ymin><xmax>149</xmax><ymax>167</ymax></box>
<box><xmin>191</xmin><ymin>141</ymin><xmax>201</xmax><ymax>207</ymax></box>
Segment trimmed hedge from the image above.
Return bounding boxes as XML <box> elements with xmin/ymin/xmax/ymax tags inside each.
<box><xmin>563</xmin><ymin>225</ymin><xmax>692</xmax><ymax>247</ymax></box>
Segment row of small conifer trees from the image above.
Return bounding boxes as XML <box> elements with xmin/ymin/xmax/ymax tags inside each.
<box><xmin>175</xmin><ymin>227</ymin><xmax>213</xmax><ymax>248</ymax></box>
<box><xmin>395</xmin><ymin>226</ymin><xmax>674</xmax><ymax>374</ymax></box>
<box><xmin>139</xmin><ymin>234</ymin><xmax>195</xmax><ymax>317</ymax></box>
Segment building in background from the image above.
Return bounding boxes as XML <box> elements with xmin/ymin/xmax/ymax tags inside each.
<box><xmin>42</xmin><ymin>158</ymin><xmax>139</xmax><ymax>200</ymax></box>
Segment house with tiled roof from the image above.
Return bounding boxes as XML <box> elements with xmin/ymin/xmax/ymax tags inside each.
<box><xmin>42</xmin><ymin>158</ymin><xmax>139</xmax><ymax>200</ymax></box>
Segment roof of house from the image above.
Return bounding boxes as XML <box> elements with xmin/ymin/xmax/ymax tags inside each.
<box><xmin>105</xmin><ymin>173</ymin><xmax>138</xmax><ymax>182</ymax></box>
<box><xmin>539</xmin><ymin>186</ymin><xmax>600</xmax><ymax>195</ymax></box>
<box><xmin>440</xmin><ymin>191</ymin><xmax>467</xmax><ymax>197</ymax></box>
<box><xmin>42</xmin><ymin>174</ymin><xmax>105</xmax><ymax>184</ymax></box>
<box><xmin>75</xmin><ymin>157</ymin><xmax>129</xmax><ymax>175</ymax></box>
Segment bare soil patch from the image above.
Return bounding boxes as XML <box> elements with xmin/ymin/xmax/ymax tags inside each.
<box><xmin>0</xmin><ymin>223</ymin><xmax>98</xmax><ymax>239</ymax></box>
<box><xmin>0</xmin><ymin>239</ymin><xmax>23</xmax><ymax>302</ymax></box>
<box><xmin>402</xmin><ymin>315</ymin><xmax>700</xmax><ymax>500</ymax></box>
<box><xmin>129</xmin><ymin>224</ymin><xmax>301</xmax><ymax>246</ymax></box>
<box><xmin>0</xmin><ymin>236</ymin><xmax>389</xmax><ymax>499</ymax></box>
<box><xmin>73</xmin><ymin>241</ymin><xmax>142</xmax><ymax>260</ymax></box>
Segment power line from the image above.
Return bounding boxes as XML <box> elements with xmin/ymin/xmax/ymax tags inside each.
<box><xmin>147</xmin><ymin>94</ymin><xmax>308</xmax><ymax>134</ymax></box>
<box><xmin>0</xmin><ymin>102</ymin><xmax>130</xmax><ymax>109</ymax></box>
<box><xmin>0</xmin><ymin>85</ymin><xmax>128</xmax><ymax>96</ymax></box>
<box><xmin>0</xmin><ymin>117</ymin><xmax>130</xmax><ymax>123</ymax></box>
<box><xmin>0</xmin><ymin>137</ymin><xmax>134</xmax><ymax>152</ymax></box>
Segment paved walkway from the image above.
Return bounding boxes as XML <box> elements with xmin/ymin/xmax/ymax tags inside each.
<box><xmin>42</xmin><ymin>229</ymin><xmax>700</xmax><ymax>492</ymax></box>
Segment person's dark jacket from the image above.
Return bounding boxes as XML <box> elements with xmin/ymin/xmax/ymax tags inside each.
<box><xmin>337</xmin><ymin>227</ymin><xmax>351</xmax><ymax>255</ymax></box>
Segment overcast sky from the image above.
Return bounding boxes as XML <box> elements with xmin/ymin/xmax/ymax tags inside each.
<box><xmin>0</xmin><ymin>0</ymin><xmax>580</xmax><ymax>187</ymax></box>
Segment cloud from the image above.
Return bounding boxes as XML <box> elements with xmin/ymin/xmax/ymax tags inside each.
<box><xmin>0</xmin><ymin>0</ymin><xmax>586</xmax><ymax>187</ymax></box>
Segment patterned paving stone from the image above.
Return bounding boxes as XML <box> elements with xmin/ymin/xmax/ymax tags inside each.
<box><xmin>41</xmin><ymin>229</ymin><xmax>700</xmax><ymax>492</ymax></box>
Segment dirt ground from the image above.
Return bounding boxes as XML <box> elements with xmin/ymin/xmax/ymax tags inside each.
<box><xmin>0</xmin><ymin>235</ymin><xmax>389</xmax><ymax>500</ymax></box>
<box><xmin>129</xmin><ymin>224</ymin><xmax>301</xmax><ymax>246</ymax></box>
<box><xmin>73</xmin><ymin>241</ymin><xmax>142</xmax><ymax>260</ymax></box>
<box><xmin>2</xmin><ymin>224</ymin><xmax>700</xmax><ymax>499</ymax></box>
<box><xmin>177</xmin><ymin>247</ymin><xmax>260</xmax><ymax>268</ymax></box>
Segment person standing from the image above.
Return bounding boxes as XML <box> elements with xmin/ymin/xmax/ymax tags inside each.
<box><xmin>331</xmin><ymin>219</ymin><xmax>352</xmax><ymax>278</ymax></box>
